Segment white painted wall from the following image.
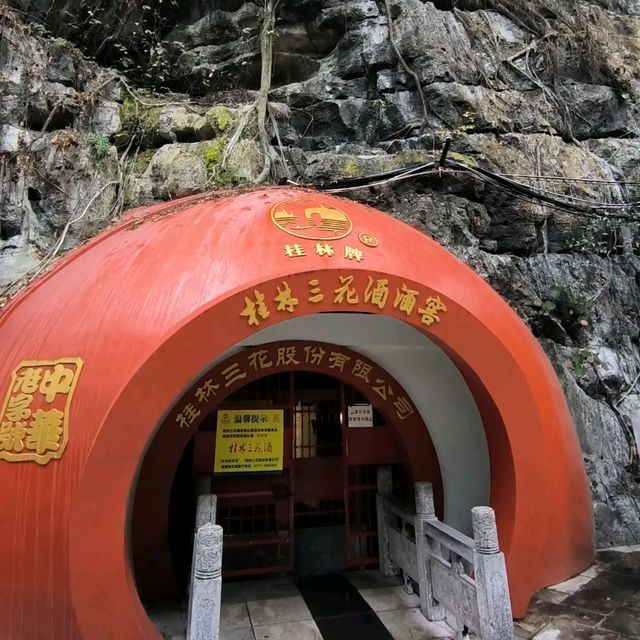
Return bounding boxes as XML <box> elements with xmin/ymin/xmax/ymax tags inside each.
<box><xmin>211</xmin><ymin>314</ymin><xmax>489</xmax><ymax>535</ymax></box>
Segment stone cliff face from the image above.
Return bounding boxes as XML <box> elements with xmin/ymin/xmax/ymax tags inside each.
<box><xmin>1</xmin><ymin>0</ymin><xmax>640</xmax><ymax>545</ymax></box>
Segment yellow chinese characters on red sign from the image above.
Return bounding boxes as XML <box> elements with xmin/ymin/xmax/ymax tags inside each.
<box><xmin>214</xmin><ymin>410</ymin><xmax>283</xmax><ymax>474</ymax></box>
<box><xmin>0</xmin><ymin>358</ymin><xmax>83</xmax><ymax>465</ymax></box>
<box><xmin>239</xmin><ymin>274</ymin><xmax>448</xmax><ymax>330</ymax></box>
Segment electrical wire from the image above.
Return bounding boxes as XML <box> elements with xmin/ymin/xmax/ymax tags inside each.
<box><xmin>451</xmin><ymin>163</ymin><xmax>639</xmax><ymax>216</ymax></box>
<box><xmin>500</xmin><ymin>174</ymin><xmax>640</xmax><ymax>186</ymax></box>
<box><xmin>457</xmin><ymin>162</ymin><xmax>640</xmax><ymax>211</ymax></box>
<box><xmin>298</xmin><ymin>157</ymin><xmax>640</xmax><ymax>221</ymax></box>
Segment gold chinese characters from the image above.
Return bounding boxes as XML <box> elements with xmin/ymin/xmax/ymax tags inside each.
<box><xmin>0</xmin><ymin>358</ymin><xmax>83</xmax><ymax>465</ymax></box>
<box><xmin>239</xmin><ymin>275</ymin><xmax>448</xmax><ymax>329</ymax></box>
<box><xmin>175</xmin><ymin>344</ymin><xmax>417</xmax><ymax>425</ymax></box>
<box><xmin>283</xmin><ymin>242</ymin><xmax>365</xmax><ymax>262</ymax></box>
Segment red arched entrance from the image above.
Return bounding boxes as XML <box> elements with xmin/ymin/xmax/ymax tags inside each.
<box><xmin>0</xmin><ymin>188</ymin><xmax>594</xmax><ymax>639</ymax></box>
<box><xmin>132</xmin><ymin>341</ymin><xmax>443</xmax><ymax>600</ymax></box>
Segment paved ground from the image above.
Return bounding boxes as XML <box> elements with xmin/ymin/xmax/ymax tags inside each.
<box><xmin>515</xmin><ymin>545</ymin><xmax>640</xmax><ymax>640</ymax></box>
<box><xmin>148</xmin><ymin>545</ymin><xmax>640</xmax><ymax>640</ymax></box>
<box><xmin>149</xmin><ymin>570</ymin><xmax>453</xmax><ymax>640</ymax></box>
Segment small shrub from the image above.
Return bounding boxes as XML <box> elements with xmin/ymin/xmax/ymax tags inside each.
<box><xmin>88</xmin><ymin>133</ymin><xmax>111</xmax><ymax>159</ymax></box>
<box><xmin>542</xmin><ymin>285</ymin><xmax>590</xmax><ymax>339</ymax></box>
<box><xmin>569</xmin><ymin>349</ymin><xmax>599</xmax><ymax>377</ymax></box>
<box><xmin>202</xmin><ymin>138</ymin><xmax>226</xmax><ymax>173</ymax></box>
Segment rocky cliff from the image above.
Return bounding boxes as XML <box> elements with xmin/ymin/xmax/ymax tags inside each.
<box><xmin>1</xmin><ymin>0</ymin><xmax>640</xmax><ymax>545</ymax></box>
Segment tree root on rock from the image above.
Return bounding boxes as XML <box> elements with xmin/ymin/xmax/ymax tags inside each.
<box><xmin>221</xmin><ymin>0</ymin><xmax>289</xmax><ymax>185</ymax></box>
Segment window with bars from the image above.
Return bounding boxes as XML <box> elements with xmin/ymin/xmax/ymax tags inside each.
<box><xmin>293</xmin><ymin>399</ymin><xmax>342</xmax><ymax>458</ymax></box>
<box><xmin>219</xmin><ymin>501</ymin><xmax>276</xmax><ymax>536</ymax></box>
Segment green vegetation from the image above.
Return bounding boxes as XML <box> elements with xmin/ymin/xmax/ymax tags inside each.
<box><xmin>205</xmin><ymin>107</ymin><xmax>235</xmax><ymax>134</ymax></box>
<box><xmin>118</xmin><ymin>98</ymin><xmax>160</xmax><ymax>148</ymax></box>
<box><xmin>204</xmin><ymin>138</ymin><xmax>227</xmax><ymax>173</ymax></box>
<box><xmin>87</xmin><ymin>133</ymin><xmax>111</xmax><ymax>159</ymax></box>
<box><xmin>197</xmin><ymin>139</ymin><xmax>237</xmax><ymax>187</ymax></box>
<box><xmin>130</xmin><ymin>148</ymin><xmax>156</xmax><ymax>175</ymax></box>
<box><xmin>448</xmin><ymin>151</ymin><xmax>479</xmax><ymax>167</ymax></box>
<box><xmin>341</xmin><ymin>158</ymin><xmax>365</xmax><ymax>178</ymax></box>
<box><xmin>457</xmin><ymin>110</ymin><xmax>476</xmax><ymax>133</ymax></box>
<box><xmin>569</xmin><ymin>349</ymin><xmax>599</xmax><ymax>377</ymax></box>
<box><xmin>542</xmin><ymin>285</ymin><xmax>590</xmax><ymax>339</ymax></box>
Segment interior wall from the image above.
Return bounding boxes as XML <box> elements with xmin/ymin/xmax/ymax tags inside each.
<box><xmin>209</xmin><ymin>313</ymin><xmax>489</xmax><ymax>535</ymax></box>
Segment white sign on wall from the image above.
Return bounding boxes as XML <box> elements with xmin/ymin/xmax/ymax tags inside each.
<box><xmin>348</xmin><ymin>404</ymin><xmax>373</xmax><ymax>428</ymax></box>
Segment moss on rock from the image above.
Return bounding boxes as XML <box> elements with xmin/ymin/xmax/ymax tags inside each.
<box><xmin>130</xmin><ymin>148</ymin><xmax>156</xmax><ymax>176</ymax></box>
<box><xmin>205</xmin><ymin>106</ymin><xmax>235</xmax><ymax>134</ymax></box>
<box><xmin>196</xmin><ymin>138</ymin><xmax>237</xmax><ymax>187</ymax></box>
<box><xmin>117</xmin><ymin>98</ymin><xmax>161</xmax><ymax>148</ymax></box>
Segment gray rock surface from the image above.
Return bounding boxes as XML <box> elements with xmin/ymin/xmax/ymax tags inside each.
<box><xmin>126</xmin><ymin>143</ymin><xmax>209</xmax><ymax>204</ymax></box>
<box><xmin>1</xmin><ymin>1</ymin><xmax>639</xmax><ymax>545</ymax></box>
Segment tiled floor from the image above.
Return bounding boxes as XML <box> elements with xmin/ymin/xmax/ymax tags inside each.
<box><xmin>147</xmin><ymin>545</ymin><xmax>640</xmax><ymax>640</ymax></box>
<box><xmin>147</xmin><ymin>571</ymin><xmax>455</xmax><ymax>640</ymax></box>
<box><xmin>218</xmin><ymin>571</ymin><xmax>454</xmax><ymax>640</ymax></box>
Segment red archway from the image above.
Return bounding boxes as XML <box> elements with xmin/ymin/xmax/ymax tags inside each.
<box><xmin>132</xmin><ymin>340</ymin><xmax>444</xmax><ymax>599</ymax></box>
<box><xmin>0</xmin><ymin>188</ymin><xmax>594</xmax><ymax>639</ymax></box>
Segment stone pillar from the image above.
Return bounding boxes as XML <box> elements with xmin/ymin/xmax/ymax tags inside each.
<box><xmin>189</xmin><ymin>494</ymin><xmax>218</xmax><ymax>597</ymax></box>
<box><xmin>472</xmin><ymin>506</ymin><xmax>499</xmax><ymax>554</ymax></box>
<box><xmin>376</xmin><ymin>466</ymin><xmax>396</xmax><ymax>576</ymax></box>
<box><xmin>414</xmin><ymin>482</ymin><xmax>436</xmax><ymax>520</ymax></box>
<box><xmin>472</xmin><ymin>507</ymin><xmax>514</xmax><ymax>640</ymax></box>
<box><xmin>186</xmin><ymin>523</ymin><xmax>223</xmax><ymax>640</ymax></box>
<box><xmin>414</xmin><ymin>482</ymin><xmax>444</xmax><ymax>621</ymax></box>
<box><xmin>196</xmin><ymin>494</ymin><xmax>217</xmax><ymax>529</ymax></box>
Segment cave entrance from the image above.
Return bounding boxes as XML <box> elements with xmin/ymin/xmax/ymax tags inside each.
<box><xmin>201</xmin><ymin>370</ymin><xmax>401</xmax><ymax>579</ymax></box>
<box><xmin>138</xmin><ymin>343</ymin><xmax>436</xmax><ymax>594</ymax></box>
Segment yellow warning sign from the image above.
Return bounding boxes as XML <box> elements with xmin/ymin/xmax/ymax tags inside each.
<box><xmin>214</xmin><ymin>409</ymin><xmax>284</xmax><ymax>473</ymax></box>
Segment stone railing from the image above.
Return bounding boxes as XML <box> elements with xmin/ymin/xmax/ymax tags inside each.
<box><xmin>186</xmin><ymin>494</ymin><xmax>223</xmax><ymax>640</ymax></box>
<box><xmin>376</xmin><ymin>468</ymin><xmax>514</xmax><ymax>639</ymax></box>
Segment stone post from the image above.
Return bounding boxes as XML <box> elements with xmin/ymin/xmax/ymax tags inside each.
<box><xmin>186</xmin><ymin>523</ymin><xmax>223</xmax><ymax>640</ymax></box>
<box><xmin>414</xmin><ymin>481</ymin><xmax>436</xmax><ymax>521</ymax></box>
<box><xmin>472</xmin><ymin>507</ymin><xmax>514</xmax><ymax>640</ymax></box>
<box><xmin>189</xmin><ymin>494</ymin><xmax>218</xmax><ymax>597</ymax></box>
<box><xmin>376</xmin><ymin>466</ymin><xmax>396</xmax><ymax>576</ymax></box>
<box><xmin>414</xmin><ymin>482</ymin><xmax>445</xmax><ymax>621</ymax></box>
<box><xmin>196</xmin><ymin>494</ymin><xmax>217</xmax><ymax>528</ymax></box>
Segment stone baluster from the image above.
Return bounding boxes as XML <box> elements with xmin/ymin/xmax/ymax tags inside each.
<box><xmin>186</xmin><ymin>523</ymin><xmax>223</xmax><ymax>640</ymax></box>
<box><xmin>196</xmin><ymin>494</ymin><xmax>217</xmax><ymax>528</ymax></box>
<box><xmin>415</xmin><ymin>481</ymin><xmax>436</xmax><ymax>521</ymax></box>
<box><xmin>189</xmin><ymin>494</ymin><xmax>218</xmax><ymax>597</ymax></box>
<box><xmin>376</xmin><ymin>465</ymin><xmax>397</xmax><ymax>576</ymax></box>
<box><xmin>472</xmin><ymin>507</ymin><xmax>514</xmax><ymax>640</ymax></box>
<box><xmin>414</xmin><ymin>482</ymin><xmax>445</xmax><ymax>621</ymax></box>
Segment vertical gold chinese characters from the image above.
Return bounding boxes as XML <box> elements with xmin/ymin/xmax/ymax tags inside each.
<box><xmin>0</xmin><ymin>358</ymin><xmax>83</xmax><ymax>465</ymax></box>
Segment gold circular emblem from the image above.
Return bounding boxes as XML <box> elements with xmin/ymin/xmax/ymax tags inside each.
<box><xmin>359</xmin><ymin>232</ymin><xmax>379</xmax><ymax>248</ymax></box>
<box><xmin>271</xmin><ymin>199</ymin><xmax>353</xmax><ymax>241</ymax></box>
